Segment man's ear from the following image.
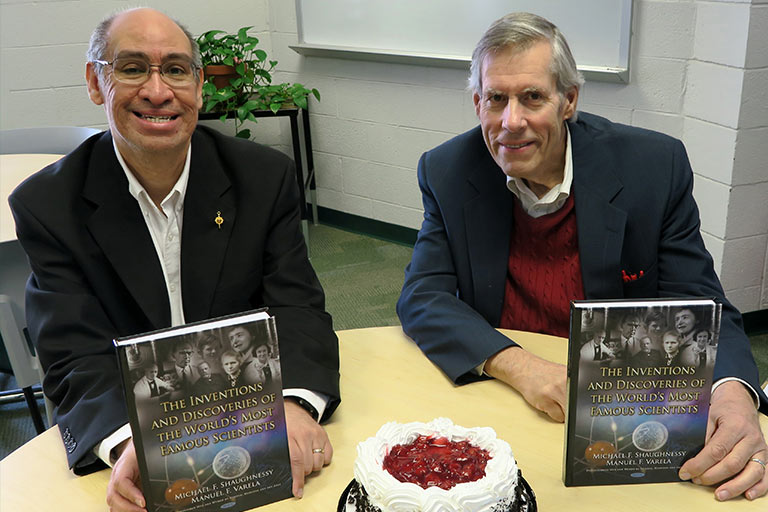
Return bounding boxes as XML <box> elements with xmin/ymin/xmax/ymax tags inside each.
<box><xmin>473</xmin><ymin>92</ymin><xmax>482</xmax><ymax>117</ymax></box>
<box><xmin>561</xmin><ymin>86</ymin><xmax>578</xmax><ymax>120</ymax></box>
<box><xmin>85</xmin><ymin>62</ymin><xmax>105</xmax><ymax>106</ymax></box>
<box><xmin>195</xmin><ymin>67</ymin><xmax>204</xmax><ymax>111</ymax></box>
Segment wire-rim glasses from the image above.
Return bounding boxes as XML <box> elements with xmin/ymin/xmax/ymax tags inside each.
<box><xmin>92</xmin><ymin>57</ymin><xmax>199</xmax><ymax>87</ymax></box>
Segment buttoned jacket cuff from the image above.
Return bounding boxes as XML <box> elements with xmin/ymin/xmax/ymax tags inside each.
<box><xmin>284</xmin><ymin>388</ymin><xmax>329</xmax><ymax>423</ymax></box>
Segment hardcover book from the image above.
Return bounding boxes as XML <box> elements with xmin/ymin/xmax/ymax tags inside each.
<box><xmin>563</xmin><ymin>298</ymin><xmax>721</xmax><ymax>486</ymax></box>
<box><xmin>114</xmin><ymin>309</ymin><xmax>292</xmax><ymax>511</ymax></box>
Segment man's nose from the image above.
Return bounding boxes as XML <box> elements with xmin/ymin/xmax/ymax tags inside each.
<box><xmin>502</xmin><ymin>100</ymin><xmax>526</xmax><ymax>132</ymax></box>
<box><xmin>139</xmin><ymin>69</ymin><xmax>174</xmax><ymax>104</ymax></box>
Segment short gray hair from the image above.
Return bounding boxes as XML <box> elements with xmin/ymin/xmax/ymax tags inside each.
<box><xmin>469</xmin><ymin>12</ymin><xmax>584</xmax><ymax>97</ymax></box>
<box><xmin>86</xmin><ymin>8</ymin><xmax>202</xmax><ymax>72</ymax></box>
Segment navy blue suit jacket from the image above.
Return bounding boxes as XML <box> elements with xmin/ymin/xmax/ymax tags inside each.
<box><xmin>10</xmin><ymin>126</ymin><xmax>341</xmax><ymax>474</ymax></box>
<box><xmin>397</xmin><ymin>112</ymin><xmax>767</xmax><ymax>414</ymax></box>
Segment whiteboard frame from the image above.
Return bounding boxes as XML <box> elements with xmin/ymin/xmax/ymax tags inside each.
<box><xmin>291</xmin><ymin>1</ymin><xmax>632</xmax><ymax>84</ymax></box>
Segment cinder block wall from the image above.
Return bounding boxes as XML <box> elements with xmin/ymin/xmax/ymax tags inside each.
<box><xmin>268</xmin><ymin>0</ymin><xmax>768</xmax><ymax>313</ymax></box>
<box><xmin>0</xmin><ymin>0</ymin><xmax>289</xmax><ymax>151</ymax></box>
<box><xmin>1</xmin><ymin>0</ymin><xmax>766</xmax><ymax>312</ymax></box>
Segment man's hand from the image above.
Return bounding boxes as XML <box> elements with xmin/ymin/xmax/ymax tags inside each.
<box><xmin>679</xmin><ymin>381</ymin><xmax>768</xmax><ymax>501</ymax></box>
<box><xmin>106</xmin><ymin>438</ymin><xmax>146</xmax><ymax>512</ymax></box>
<box><xmin>485</xmin><ymin>346</ymin><xmax>567</xmax><ymax>422</ymax></box>
<box><xmin>285</xmin><ymin>400</ymin><xmax>333</xmax><ymax>499</ymax></box>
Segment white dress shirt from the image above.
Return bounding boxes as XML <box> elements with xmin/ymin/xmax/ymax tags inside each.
<box><xmin>505</xmin><ymin>124</ymin><xmax>573</xmax><ymax>218</ymax></box>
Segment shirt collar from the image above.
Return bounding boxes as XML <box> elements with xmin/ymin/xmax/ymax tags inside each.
<box><xmin>112</xmin><ymin>139</ymin><xmax>192</xmax><ymax>213</ymax></box>
<box><xmin>506</xmin><ymin>122</ymin><xmax>573</xmax><ymax>213</ymax></box>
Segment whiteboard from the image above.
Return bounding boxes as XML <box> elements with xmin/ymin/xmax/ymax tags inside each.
<box><xmin>293</xmin><ymin>0</ymin><xmax>633</xmax><ymax>83</ymax></box>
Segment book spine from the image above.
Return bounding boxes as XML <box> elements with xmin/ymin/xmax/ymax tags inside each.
<box><xmin>114</xmin><ymin>342</ymin><xmax>157</xmax><ymax>512</ymax></box>
<box><xmin>562</xmin><ymin>305</ymin><xmax>581</xmax><ymax>486</ymax></box>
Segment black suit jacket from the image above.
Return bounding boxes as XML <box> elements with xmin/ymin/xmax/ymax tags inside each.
<box><xmin>397</xmin><ymin>112</ymin><xmax>767</xmax><ymax>414</ymax></box>
<box><xmin>9</xmin><ymin>126</ymin><xmax>340</xmax><ymax>474</ymax></box>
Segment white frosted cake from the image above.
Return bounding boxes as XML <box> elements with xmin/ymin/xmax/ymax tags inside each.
<box><xmin>344</xmin><ymin>418</ymin><xmax>536</xmax><ymax>512</ymax></box>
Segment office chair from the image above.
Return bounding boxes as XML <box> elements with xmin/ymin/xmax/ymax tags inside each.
<box><xmin>0</xmin><ymin>240</ymin><xmax>53</xmax><ymax>432</ymax></box>
<box><xmin>0</xmin><ymin>126</ymin><xmax>100</xmax><ymax>433</ymax></box>
<box><xmin>0</xmin><ymin>126</ymin><xmax>100</xmax><ymax>155</ymax></box>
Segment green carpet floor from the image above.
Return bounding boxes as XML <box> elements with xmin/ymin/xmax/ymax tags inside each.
<box><xmin>310</xmin><ymin>224</ymin><xmax>412</xmax><ymax>331</ymax></box>
<box><xmin>1</xmin><ymin>223</ymin><xmax>766</xmax><ymax>461</ymax></box>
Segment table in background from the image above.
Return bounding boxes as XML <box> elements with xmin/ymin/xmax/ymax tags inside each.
<box><xmin>1</xmin><ymin>153</ymin><xmax>64</xmax><ymax>242</ymax></box>
<box><xmin>1</xmin><ymin>326</ymin><xmax>766</xmax><ymax>511</ymax></box>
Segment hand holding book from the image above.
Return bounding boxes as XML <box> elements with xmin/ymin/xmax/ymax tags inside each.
<box><xmin>679</xmin><ymin>381</ymin><xmax>768</xmax><ymax>501</ymax></box>
<box><xmin>284</xmin><ymin>401</ymin><xmax>333</xmax><ymax>499</ymax></box>
<box><xmin>106</xmin><ymin>439</ymin><xmax>145</xmax><ymax>512</ymax></box>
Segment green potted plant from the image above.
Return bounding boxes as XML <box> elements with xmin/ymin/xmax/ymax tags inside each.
<box><xmin>197</xmin><ymin>26</ymin><xmax>320</xmax><ymax>139</ymax></box>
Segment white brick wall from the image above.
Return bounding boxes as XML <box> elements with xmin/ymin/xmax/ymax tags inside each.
<box><xmin>0</xmin><ymin>0</ymin><xmax>262</xmax><ymax>125</ymax></box>
<box><xmin>2</xmin><ymin>0</ymin><xmax>766</xmax><ymax>311</ymax></box>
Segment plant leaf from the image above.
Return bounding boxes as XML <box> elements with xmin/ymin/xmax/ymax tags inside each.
<box><xmin>203</xmin><ymin>30</ymin><xmax>225</xmax><ymax>42</ymax></box>
<box><xmin>294</xmin><ymin>96</ymin><xmax>308</xmax><ymax>109</ymax></box>
<box><xmin>240</xmin><ymin>99</ymin><xmax>263</xmax><ymax>112</ymax></box>
<box><xmin>269</xmin><ymin>102</ymin><xmax>280</xmax><ymax>114</ymax></box>
<box><xmin>237</xmin><ymin>26</ymin><xmax>254</xmax><ymax>43</ymax></box>
<box><xmin>202</xmin><ymin>82</ymin><xmax>217</xmax><ymax>95</ymax></box>
<box><xmin>236</xmin><ymin>105</ymin><xmax>250</xmax><ymax>121</ymax></box>
<box><xmin>312</xmin><ymin>88</ymin><xmax>321</xmax><ymax>101</ymax></box>
<box><xmin>236</xmin><ymin>128</ymin><xmax>251</xmax><ymax>139</ymax></box>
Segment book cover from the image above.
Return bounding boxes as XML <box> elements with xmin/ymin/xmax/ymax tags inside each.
<box><xmin>563</xmin><ymin>298</ymin><xmax>721</xmax><ymax>486</ymax></box>
<box><xmin>115</xmin><ymin>309</ymin><xmax>293</xmax><ymax>511</ymax></box>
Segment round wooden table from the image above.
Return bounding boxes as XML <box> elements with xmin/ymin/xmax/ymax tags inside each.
<box><xmin>1</xmin><ymin>326</ymin><xmax>766</xmax><ymax>511</ymax></box>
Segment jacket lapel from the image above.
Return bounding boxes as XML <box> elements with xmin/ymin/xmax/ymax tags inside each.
<box><xmin>83</xmin><ymin>133</ymin><xmax>170</xmax><ymax>328</ymax></box>
<box><xmin>465</xmin><ymin>149</ymin><xmax>514</xmax><ymax>325</ymax></box>
<box><xmin>570</xmin><ymin>119</ymin><xmax>627</xmax><ymax>300</ymax></box>
<box><xmin>179</xmin><ymin>129</ymin><xmax>235</xmax><ymax>322</ymax></box>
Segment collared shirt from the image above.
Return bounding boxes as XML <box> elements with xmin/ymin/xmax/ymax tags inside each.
<box><xmin>505</xmin><ymin>123</ymin><xmax>573</xmax><ymax>219</ymax></box>
<box><xmin>476</xmin><ymin>124</ymin><xmax>573</xmax><ymax>376</ymax></box>
<box><xmin>115</xmin><ymin>139</ymin><xmax>190</xmax><ymax>327</ymax></box>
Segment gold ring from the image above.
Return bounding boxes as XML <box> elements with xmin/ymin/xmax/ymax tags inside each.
<box><xmin>750</xmin><ymin>458</ymin><xmax>767</xmax><ymax>471</ymax></box>
<box><xmin>312</xmin><ymin>448</ymin><xmax>324</xmax><ymax>454</ymax></box>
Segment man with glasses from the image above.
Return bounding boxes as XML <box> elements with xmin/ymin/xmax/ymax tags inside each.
<box><xmin>397</xmin><ymin>12</ymin><xmax>767</xmax><ymax>501</ymax></box>
<box><xmin>9</xmin><ymin>8</ymin><xmax>339</xmax><ymax>510</ymax></box>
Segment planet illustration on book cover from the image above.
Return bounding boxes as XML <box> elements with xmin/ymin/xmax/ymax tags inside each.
<box><xmin>584</xmin><ymin>440</ymin><xmax>616</xmax><ymax>467</ymax></box>
<box><xmin>164</xmin><ymin>479</ymin><xmax>199</xmax><ymax>506</ymax></box>
<box><xmin>212</xmin><ymin>446</ymin><xmax>252</xmax><ymax>479</ymax></box>
<box><xmin>632</xmin><ymin>421</ymin><xmax>669</xmax><ymax>452</ymax></box>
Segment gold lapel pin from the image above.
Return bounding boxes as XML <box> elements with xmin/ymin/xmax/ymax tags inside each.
<box><xmin>214</xmin><ymin>211</ymin><xmax>224</xmax><ymax>230</ymax></box>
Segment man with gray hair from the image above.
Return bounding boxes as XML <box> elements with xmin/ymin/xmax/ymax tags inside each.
<box><xmin>10</xmin><ymin>7</ymin><xmax>339</xmax><ymax>510</ymax></box>
<box><xmin>398</xmin><ymin>12</ymin><xmax>767</xmax><ymax>501</ymax></box>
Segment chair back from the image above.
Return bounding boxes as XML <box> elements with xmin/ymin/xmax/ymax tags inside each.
<box><xmin>0</xmin><ymin>239</ymin><xmax>54</xmax><ymax>424</ymax></box>
<box><xmin>0</xmin><ymin>126</ymin><xmax>100</xmax><ymax>155</ymax></box>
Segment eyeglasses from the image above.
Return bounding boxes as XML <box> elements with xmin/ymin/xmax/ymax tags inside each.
<box><xmin>93</xmin><ymin>57</ymin><xmax>199</xmax><ymax>87</ymax></box>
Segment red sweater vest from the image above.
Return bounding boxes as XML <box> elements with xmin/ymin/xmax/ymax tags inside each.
<box><xmin>499</xmin><ymin>194</ymin><xmax>585</xmax><ymax>338</ymax></box>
